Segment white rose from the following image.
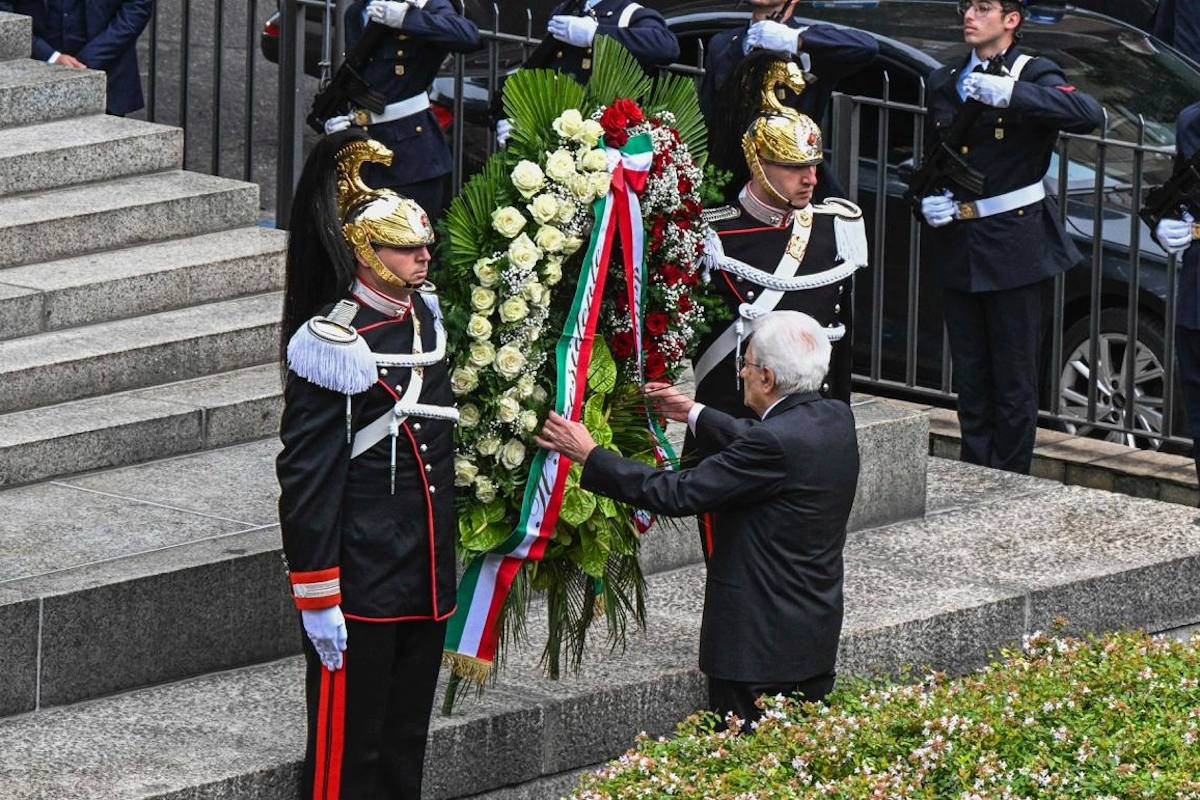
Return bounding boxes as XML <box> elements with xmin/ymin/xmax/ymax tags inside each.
<box><xmin>466</xmin><ymin>314</ymin><xmax>493</xmax><ymax>340</ymax></box>
<box><xmin>454</xmin><ymin>456</ymin><xmax>479</xmax><ymax>487</ymax></box>
<box><xmin>511</xmin><ymin>160</ymin><xmax>546</xmax><ymax>199</ymax></box>
<box><xmin>528</xmin><ymin>193</ymin><xmax>560</xmax><ymax>225</ymax></box>
<box><xmin>516</xmin><ymin>374</ymin><xmax>536</xmax><ymax>399</ymax></box>
<box><xmin>568</xmin><ymin>173</ymin><xmax>592</xmax><ymax>201</ymax></box>
<box><xmin>552</xmin><ymin>109</ymin><xmax>584</xmax><ymax>139</ymax></box>
<box><xmin>496</xmin><ymin>394</ymin><xmax>521</xmax><ymax>424</ymax></box>
<box><xmin>468</xmin><ymin>340</ymin><xmax>496</xmax><ymax>368</ymax></box>
<box><xmin>555</xmin><ymin>199</ymin><xmax>578</xmax><ymax>225</ymax></box>
<box><xmin>579</xmin><ymin>148</ymin><xmax>609</xmax><ymax>173</ymax></box>
<box><xmin>473</xmin><ymin>258</ymin><xmax>500</xmax><ymax>287</ymax></box>
<box><xmin>494</xmin><ymin>343</ymin><xmax>527</xmax><ymax>380</ymax></box>
<box><xmin>474</xmin><ymin>476</ymin><xmax>497</xmax><ymax>503</ymax></box>
<box><xmin>562</xmin><ymin>236</ymin><xmax>584</xmax><ymax>256</ymax></box>
<box><xmin>522</xmin><ymin>280</ymin><xmax>546</xmax><ymax>307</ymax></box>
<box><xmin>534</xmin><ymin>225</ymin><xmax>565</xmax><ymax>254</ymax></box>
<box><xmin>542</xmin><ymin>257</ymin><xmax>563</xmax><ymax>285</ymax></box>
<box><xmin>525</xmin><ymin>324</ymin><xmax>543</xmax><ymax>343</ymax></box>
<box><xmin>499</xmin><ymin>295</ymin><xmax>529</xmax><ymax>323</ymax></box>
<box><xmin>459</xmin><ymin>403</ymin><xmax>481</xmax><ymax>428</ymax></box>
<box><xmin>475</xmin><ymin>435</ymin><xmax>501</xmax><ymax>457</ymax></box>
<box><xmin>507</xmin><ymin>233</ymin><xmax>543</xmax><ymax>271</ymax></box>
<box><xmin>470</xmin><ymin>286</ymin><xmax>496</xmax><ymax>314</ymax></box>
<box><xmin>500</xmin><ymin>438</ymin><xmax>527</xmax><ymax>470</ymax></box>
<box><xmin>580</xmin><ymin>119</ymin><xmax>605</xmax><ymax>147</ymax></box>
<box><xmin>531</xmin><ymin>386</ymin><xmax>549</xmax><ymax>404</ymax></box>
<box><xmin>491</xmin><ymin>206</ymin><xmax>527</xmax><ymax>239</ymax></box>
<box><xmin>450</xmin><ymin>366</ymin><xmax>479</xmax><ymax>396</ymax></box>
<box><xmin>545</xmin><ymin>149</ymin><xmax>577</xmax><ymax>184</ymax></box>
<box><xmin>519</xmin><ymin>410</ymin><xmax>539</xmax><ymax>433</ymax></box>
<box><xmin>589</xmin><ymin>172</ymin><xmax>612</xmax><ymax>199</ymax></box>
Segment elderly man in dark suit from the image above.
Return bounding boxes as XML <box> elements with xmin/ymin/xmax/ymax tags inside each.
<box><xmin>0</xmin><ymin>0</ymin><xmax>152</xmax><ymax>116</ymax></box>
<box><xmin>536</xmin><ymin>310</ymin><xmax>860</xmax><ymax>727</ymax></box>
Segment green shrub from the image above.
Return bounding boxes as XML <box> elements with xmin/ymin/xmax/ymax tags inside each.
<box><xmin>571</xmin><ymin>629</ymin><xmax>1200</xmax><ymax>798</ymax></box>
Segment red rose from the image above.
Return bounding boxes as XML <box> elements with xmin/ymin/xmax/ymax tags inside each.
<box><xmin>605</xmin><ymin>129</ymin><xmax>629</xmax><ymax>148</ymax></box>
<box><xmin>612</xmin><ymin>98</ymin><xmax>645</xmax><ymax>125</ymax></box>
<box><xmin>600</xmin><ymin>105</ymin><xmax>627</xmax><ymax>133</ymax></box>
<box><xmin>610</xmin><ymin>331</ymin><xmax>636</xmax><ymax>360</ymax></box>
<box><xmin>678</xmin><ymin>176</ymin><xmax>693</xmax><ymax>194</ymax></box>
<box><xmin>677</xmin><ymin>294</ymin><xmax>693</xmax><ymax>313</ymax></box>
<box><xmin>614</xmin><ymin>292</ymin><xmax>628</xmax><ymax>313</ymax></box>
<box><xmin>645</xmin><ymin>311</ymin><xmax>669</xmax><ymax>336</ymax></box>
<box><xmin>645</xmin><ymin>350</ymin><xmax>667</xmax><ymax>380</ymax></box>
<box><xmin>660</xmin><ymin>263</ymin><xmax>682</xmax><ymax>286</ymax></box>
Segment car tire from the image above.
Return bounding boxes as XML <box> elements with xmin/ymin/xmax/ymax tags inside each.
<box><xmin>1054</xmin><ymin>307</ymin><xmax>1175</xmax><ymax>450</ymax></box>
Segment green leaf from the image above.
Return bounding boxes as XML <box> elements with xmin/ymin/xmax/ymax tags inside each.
<box><xmin>441</xmin><ymin>155</ymin><xmax>510</xmax><ymax>273</ymax></box>
<box><xmin>459</xmin><ymin>506</ymin><xmax>512</xmax><ymax>552</ymax></box>
<box><xmin>645</xmin><ymin>70</ymin><xmax>709</xmax><ymax>168</ymax></box>
<box><xmin>587</xmin><ymin>337</ymin><xmax>617</xmax><ymax>394</ymax></box>
<box><xmin>503</xmin><ymin>68</ymin><xmax>588</xmax><ymax>153</ymax></box>
<box><xmin>559</xmin><ymin>486</ymin><xmax>597</xmax><ymax>527</ymax></box>
<box><xmin>587</xmin><ymin>36</ymin><xmax>652</xmax><ymax>110</ymax></box>
<box><xmin>583</xmin><ymin>392</ymin><xmax>607</xmax><ymax>431</ymax></box>
<box><xmin>596</xmin><ymin>494</ymin><xmax>619</xmax><ymax>520</ymax></box>
<box><xmin>578</xmin><ymin>527</ymin><xmax>609</xmax><ymax>578</ymax></box>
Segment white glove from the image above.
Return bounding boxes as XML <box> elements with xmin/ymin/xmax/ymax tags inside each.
<box><xmin>323</xmin><ymin>114</ymin><xmax>353</xmax><ymax>135</ymax></box>
<box><xmin>921</xmin><ymin>191</ymin><xmax>957</xmax><ymax>228</ymax></box>
<box><xmin>1155</xmin><ymin>214</ymin><xmax>1195</xmax><ymax>255</ymax></box>
<box><xmin>302</xmin><ymin>606</ymin><xmax>348</xmax><ymax>671</ymax></box>
<box><xmin>366</xmin><ymin>0</ymin><xmax>409</xmax><ymax>29</ymax></box>
<box><xmin>744</xmin><ymin>20</ymin><xmax>800</xmax><ymax>55</ymax></box>
<box><xmin>495</xmin><ymin>118</ymin><xmax>513</xmax><ymax>148</ymax></box>
<box><xmin>962</xmin><ymin>73</ymin><xmax>1015</xmax><ymax>108</ymax></box>
<box><xmin>547</xmin><ymin>15</ymin><xmax>598</xmax><ymax>48</ymax></box>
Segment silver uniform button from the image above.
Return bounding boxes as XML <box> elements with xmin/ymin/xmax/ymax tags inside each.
<box><xmin>413</xmin><ymin>422</ymin><xmax>422</xmax><ymax>431</ymax></box>
<box><xmin>838</xmin><ymin>285</ymin><xmax>844</xmax><ymax>295</ymax></box>
<box><xmin>380</xmin><ymin>368</ymin><xmax>389</xmax><ymax>376</ymax></box>
<box><xmin>420</xmin><ymin>443</ymin><xmax>428</xmax><ymax>452</ymax></box>
<box><xmin>834</xmin><ymin>304</ymin><xmax>841</xmax><ymax>313</ymax></box>
<box><xmin>746</xmin><ymin>290</ymin><xmax>756</xmax><ymax>299</ymax></box>
<box><xmin>428</xmin><ymin>485</ymin><xmax>436</xmax><ymax>494</ymax></box>
<box><xmin>822</xmin><ymin>383</ymin><xmax>830</xmax><ymax>392</ymax></box>
<box><xmin>424</xmin><ymin>463</ymin><xmax>432</xmax><ymax>472</ymax></box>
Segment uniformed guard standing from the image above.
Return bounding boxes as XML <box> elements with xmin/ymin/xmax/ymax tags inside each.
<box><xmin>277</xmin><ymin>129</ymin><xmax>460</xmax><ymax>800</ymax></box>
<box><xmin>1152</xmin><ymin>100</ymin><xmax>1200</xmax><ymax>488</ymax></box>
<box><xmin>323</xmin><ymin>0</ymin><xmax>480</xmax><ymax>223</ymax></box>
<box><xmin>494</xmin><ymin>0</ymin><xmax>679</xmax><ymax>146</ymax></box>
<box><xmin>914</xmin><ymin>0</ymin><xmax>1102</xmax><ymax>474</ymax></box>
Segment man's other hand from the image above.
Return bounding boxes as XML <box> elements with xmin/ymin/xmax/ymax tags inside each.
<box><xmin>54</xmin><ymin>53</ymin><xmax>87</xmax><ymax>69</ymax></box>
<box><xmin>534</xmin><ymin>412</ymin><xmax>598</xmax><ymax>463</ymax></box>
<box><xmin>643</xmin><ymin>381</ymin><xmax>695</xmax><ymax>422</ymax></box>
<box><xmin>920</xmin><ymin>192</ymin><xmax>956</xmax><ymax>228</ymax></box>
<box><xmin>962</xmin><ymin>73</ymin><xmax>1015</xmax><ymax>108</ymax></box>
<box><xmin>495</xmin><ymin>118</ymin><xmax>513</xmax><ymax>148</ymax></box>
<box><xmin>745</xmin><ymin>20</ymin><xmax>800</xmax><ymax>55</ymax></box>
<box><xmin>547</xmin><ymin>15</ymin><xmax>598</xmax><ymax>48</ymax></box>
<box><xmin>323</xmin><ymin>114</ymin><xmax>354</xmax><ymax>135</ymax></box>
<box><xmin>302</xmin><ymin>606</ymin><xmax>348</xmax><ymax>671</ymax></box>
<box><xmin>1155</xmin><ymin>215</ymin><xmax>1195</xmax><ymax>255</ymax></box>
<box><xmin>366</xmin><ymin>0</ymin><xmax>410</xmax><ymax>29</ymax></box>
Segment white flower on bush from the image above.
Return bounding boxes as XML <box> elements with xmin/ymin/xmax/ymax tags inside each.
<box><xmin>525</xmin><ymin>324</ymin><xmax>543</xmax><ymax>342</ymax></box>
<box><xmin>496</xmin><ymin>394</ymin><xmax>521</xmax><ymax>424</ymax></box>
<box><xmin>589</xmin><ymin>172</ymin><xmax>612</xmax><ymax>199</ymax></box>
<box><xmin>568</xmin><ymin>173</ymin><xmax>592</xmax><ymax>201</ymax></box>
<box><xmin>542</xmin><ymin>257</ymin><xmax>563</xmax><ymax>285</ymax></box>
<box><xmin>499</xmin><ymin>438</ymin><xmax>527</xmax><ymax>470</ymax></box>
<box><xmin>468</xmin><ymin>340</ymin><xmax>496</xmax><ymax>369</ymax></box>
<box><xmin>580</xmin><ymin>119</ymin><xmax>604</xmax><ymax>147</ymax></box>
<box><xmin>454</xmin><ymin>456</ymin><xmax>479</xmax><ymax>487</ymax></box>
<box><xmin>491</xmin><ymin>206</ymin><xmax>527</xmax><ymax>238</ymax></box>
<box><xmin>519</xmin><ymin>410</ymin><xmax>539</xmax><ymax>433</ymax></box>
<box><xmin>555</xmin><ymin>199</ymin><xmax>578</xmax><ymax>225</ymax></box>
<box><xmin>522</xmin><ymin>280</ymin><xmax>548</xmax><ymax>307</ymax></box>
<box><xmin>474</xmin><ymin>475</ymin><xmax>497</xmax><ymax>503</ymax></box>
<box><xmin>475</xmin><ymin>434</ymin><xmax>501</xmax><ymax>457</ymax></box>
<box><xmin>507</xmin><ymin>233</ymin><xmax>543</xmax><ymax>271</ymax></box>
<box><xmin>515</xmin><ymin>373</ymin><xmax>536</xmax><ymax>399</ymax></box>
<box><xmin>562</xmin><ymin>236</ymin><xmax>584</xmax><ymax>256</ymax></box>
<box><xmin>473</xmin><ymin>257</ymin><xmax>500</xmax><ymax>287</ymax></box>
<box><xmin>467</xmin><ymin>314</ymin><xmax>494</xmax><ymax>341</ymax></box>
<box><xmin>494</xmin><ymin>343</ymin><xmax>527</xmax><ymax>379</ymax></box>
<box><xmin>511</xmin><ymin>160</ymin><xmax>546</xmax><ymax>199</ymax></box>
<box><xmin>499</xmin><ymin>295</ymin><xmax>529</xmax><ymax>324</ymax></box>
<box><xmin>531</xmin><ymin>385</ymin><xmax>549</xmax><ymax>404</ymax></box>
<box><xmin>552</xmin><ymin>108</ymin><xmax>584</xmax><ymax>139</ymax></box>
<box><xmin>450</xmin><ymin>365</ymin><xmax>479</xmax><ymax>395</ymax></box>
<box><xmin>458</xmin><ymin>402</ymin><xmax>481</xmax><ymax>428</ymax></box>
<box><xmin>470</xmin><ymin>286</ymin><xmax>496</xmax><ymax>314</ymax></box>
<box><xmin>534</xmin><ymin>224</ymin><xmax>566</xmax><ymax>253</ymax></box>
<box><xmin>579</xmin><ymin>148</ymin><xmax>609</xmax><ymax>173</ymax></box>
<box><xmin>528</xmin><ymin>193</ymin><xmax>560</xmax><ymax>225</ymax></box>
<box><xmin>545</xmin><ymin>149</ymin><xmax>577</xmax><ymax>183</ymax></box>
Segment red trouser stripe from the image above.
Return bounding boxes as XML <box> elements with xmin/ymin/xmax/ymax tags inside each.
<box><xmin>702</xmin><ymin>512</ymin><xmax>715</xmax><ymax>558</ymax></box>
<box><xmin>312</xmin><ymin>659</ymin><xmax>347</xmax><ymax>800</ymax></box>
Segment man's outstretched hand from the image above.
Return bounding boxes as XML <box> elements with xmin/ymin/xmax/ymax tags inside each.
<box><xmin>643</xmin><ymin>381</ymin><xmax>695</xmax><ymax>422</ymax></box>
<box><xmin>534</xmin><ymin>412</ymin><xmax>598</xmax><ymax>463</ymax></box>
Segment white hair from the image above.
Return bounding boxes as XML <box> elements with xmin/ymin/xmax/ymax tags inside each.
<box><xmin>749</xmin><ymin>311</ymin><xmax>831</xmax><ymax>394</ymax></box>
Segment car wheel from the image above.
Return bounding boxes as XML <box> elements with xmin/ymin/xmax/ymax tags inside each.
<box><xmin>1056</xmin><ymin>308</ymin><xmax>1168</xmax><ymax>450</ymax></box>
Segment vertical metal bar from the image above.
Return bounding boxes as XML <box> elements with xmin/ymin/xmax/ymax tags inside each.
<box><xmin>830</xmin><ymin>94</ymin><xmax>854</xmax><ymax>201</ymax></box>
<box><xmin>147</xmin><ymin>2</ymin><xmax>159</xmax><ymax>121</ymax></box>
<box><xmin>320</xmin><ymin>0</ymin><xmax>335</xmax><ymax>86</ymax></box>
<box><xmin>450</xmin><ymin>0</ymin><xmax>468</xmax><ymax>195</ymax></box>
<box><xmin>905</xmin><ymin>81</ymin><xmax>927</xmax><ymax>388</ymax></box>
<box><xmin>211</xmin><ymin>0</ymin><xmax>225</xmax><ymax>176</ymax></box>
<box><xmin>485</xmin><ymin>4</ymin><xmax>503</xmax><ymax>159</ymax></box>
<box><xmin>869</xmin><ymin>73</ymin><xmax>890</xmax><ymax>381</ymax></box>
<box><xmin>277</xmin><ymin>0</ymin><xmax>307</xmax><ymax>228</ymax></box>
<box><xmin>243</xmin><ymin>0</ymin><xmax>256</xmax><ymax>184</ymax></box>
<box><xmin>180</xmin><ymin>0</ymin><xmax>192</xmax><ymax>165</ymax></box>
<box><xmin>1049</xmin><ymin>135</ymin><xmax>1070</xmax><ymax>416</ymax></box>
<box><xmin>1122</xmin><ymin>120</ymin><xmax>1145</xmax><ymax>444</ymax></box>
<box><xmin>1086</xmin><ymin>112</ymin><xmax>1109</xmax><ymax>426</ymax></box>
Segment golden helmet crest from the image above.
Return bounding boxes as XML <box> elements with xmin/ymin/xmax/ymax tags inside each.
<box><xmin>740</xmin><ymin>56</ymin><xmax>824</xmax><ymax>207</ymax></box>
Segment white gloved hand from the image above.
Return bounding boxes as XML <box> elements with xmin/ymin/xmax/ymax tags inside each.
<box><xmin>921</xmin><ymin>191</ymin><xmax>957</xmax><ymax>228</ymax></box>
<box><xmin>366</xmin><ymin>0</ymin><xmax>409</xmax><ymax>29</ymax></box>
<box><xmin>962</xmin><ymin>72</ymin><xmax>1015</xmax><ymax>108</ymax></box>
<box><xmin>547</xmin><ymin>15</ymin><xmax>598</xmax><ymax>48</ymax></box>
<box><xmin>302</xmin><ymin>606</ymin><xmax>348</xmax><ymax>671</ymax></box>
<box><xmin>495</xmin><ymin>118</ymin><xmax>513</xmax><ymax>148</ymax></box>
<box><xmin>1155</xmin><ymin>214</ymin><xmax>1195</xmax><ymax>255</ymax></box>
<box><xmin>323</xmin><ymin>114</ymin><xmax>353</xmax><ymax>135</ymax></box>
<box><xmin>744</xmin><ymin>20</ymin><xmax>800</xmax><ymax>55</ymax></box>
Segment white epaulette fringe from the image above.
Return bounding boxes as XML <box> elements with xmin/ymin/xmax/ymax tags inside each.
<box><xmin>286</xmin><ymin>300</ymin><xmax>378</xmax><ymax>395</ymax></box>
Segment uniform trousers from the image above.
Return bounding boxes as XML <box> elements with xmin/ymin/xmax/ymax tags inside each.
<box><xmin>941</xmin><ymin>279</ymin><xmax>1047</xmax><ymax>474</ymax></box>
<box><xmin>1176</xmin><ymin>325</ymin><xmax>1200</xmax><ymax>487</ymax></box>
<box><xmin>707</xmin><ymin>671</ymin><xmax>836</xmax><ymax>730</ymax></box>
<box><xmin>300</xmin><ymin>617</ymin><xmax>446</xmax><ymax>800</ymax></box>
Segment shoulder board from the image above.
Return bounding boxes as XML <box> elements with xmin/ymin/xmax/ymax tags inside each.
<box><xmin>286</xmin><ymin>300</ymin><xmax>378</xmax><ymax>394</ymax></box>
<box><xmin>415</xmin><ymin>283</ymin><xmax>444</xmax><ymax>321</ymax></box>
<box><xmin>812</xmin><ymin>198</ymin><xmax>864</xmax><ymax>220</ymax></box>
<box><xmin>701</xmin><ymin>205</ymin><xmax>741</xmax><ymax>223</ymax></box>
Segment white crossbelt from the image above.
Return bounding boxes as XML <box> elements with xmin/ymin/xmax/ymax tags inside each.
<box><xmin>955</xmin><ymin>181</ymin><xmax>1045</xmax><ymax>220</ymax></box>
<box><xmin>353</xmin><ymin>93</ymin><xmax>431</xmax><ymax>127</ymax></box>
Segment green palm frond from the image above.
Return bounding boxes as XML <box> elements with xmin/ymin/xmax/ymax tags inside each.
<box><xmin>587</xmin><ymin>36</ymin><xmax>651</xmax><ymax>108</ymax></box>
<box><xmin>504</xmin><ymin>68</ymin><xmax>588</xmax><ymax>153</ymax></box>
<box><xmin>443</xmin><ymin>154</ymin><xmax>509</xmax><ymax>272</ymax></box>
<box><xmin>646</xmin><ymin>71</ymin><xmax>709</xmax><ymax>167</ymax></box>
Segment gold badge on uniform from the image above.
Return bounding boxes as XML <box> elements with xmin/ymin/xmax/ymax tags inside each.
<box><xmin>995</xmin><ymin>128</ymin><xmax>1004</xmax><ymax>140</ymax></box>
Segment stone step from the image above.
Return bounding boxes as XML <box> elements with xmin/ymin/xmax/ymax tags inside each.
<box><xmin>0</xmin><ymin>292</ymin><xmax>281</xmax><ymax>414</ymax></box>
<box><xmin>0</xmin><ymin>364</ymin><xmax>284</xmax><ymax>488</ymax></box>
<box><xmin>0</xmin><ymin>170</ymin><xmax>260</xmax><ymax>269</ymax></box>
<box><xmin>0</xmin><ymin>227</ymin><xmax>287</xmax><ymax>342</ymax></box>
<box><xmin>3</xmin><ymin>457</ymin><xmax>1200</xmax><ymax>798</ymax></box>
<box><xmin>0</xmin><ymin>57</ymin><xmax>105</xmax><ymax>130</ymax></box>
<box><xmin>0</xmin><ymin>12</ymin><xmax>30</xmax><ymax>62</ymax></box>
<box><xmin>0</xmin><ymin>401</ymin><xmax>927</xmax><ymax>715</ymax></box>
<box><xmin>0</xmin><ymin>115</ymin><xmax>182</xmax><ymax>196</ymax></box>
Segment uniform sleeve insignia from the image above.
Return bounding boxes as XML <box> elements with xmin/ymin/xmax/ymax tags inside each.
<box><xmin>701</xmin><ymin>205</ymin><xmax>741</xmax><ymax>223</ymax></box>
<box><xmin>286</xmin><ymin>299</ymin><xmax>379</xmax><ymax>394</ymax></box>
<box><xmin>1055</xmin><ymin>85</ymin><xmax>1077</xmax><ymax>92</ymax></box>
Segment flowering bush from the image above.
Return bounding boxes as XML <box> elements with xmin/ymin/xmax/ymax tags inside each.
<box><xmin>573</xmin><ymin>628</ymin><xmax>1200</xmax><ymax>798</ymax></box>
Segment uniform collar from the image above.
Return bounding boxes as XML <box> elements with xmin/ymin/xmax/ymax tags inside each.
<box><xmin>739</xmin><ymin>184</ymin><xmax>792</xmax><ymax>228</ymax></box>
<box><xmin>352</xmin><ymin>279</ymin><xmax>413</xmax><ymax>319</ymax></box>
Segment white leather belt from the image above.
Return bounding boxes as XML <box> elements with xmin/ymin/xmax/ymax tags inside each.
<box><xmin>955</xmin><ymin>182</ymin><xmax>1045</xmax><ymax>220</ymax></box>
<box><xmin>353</xmin><ymin>93</ymin><xmax>431</xmax><ymax>127</ymax></box>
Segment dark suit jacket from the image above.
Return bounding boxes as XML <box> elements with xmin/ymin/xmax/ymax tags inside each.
<box><xmin>2</xmin><ymin>0</ymin><xmax>151</xmax><ymax>115</ymax></box>
<box><xmin>582</xmin><ymin>392</ymin><xmax>859</xmax><ymax>683</ymax></box>
<box><xmin>1176</xmin><ymin>100</ymin><xmax>1200</xmax><ymax>330</ymax></box>
<box><xmin>921</xmin><ymin>46</ymin><xmax>1103</xmax><ymax>292</ymax></box>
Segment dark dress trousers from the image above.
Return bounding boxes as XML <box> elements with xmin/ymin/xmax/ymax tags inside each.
<box><xmin>2</xmin><ymin>0</ymin><xmax>151</xmax><ymax>115</ymax></box>
<box><xmin>581</xmin><ymin>393</ymin><xmax>859</xmax><ymax>690</ymax></box>
<box><xmin>1172</xmin><ymin>101</ymin><xmax>1200</xmax><ymax>485</ymax></box>
<box><xmin>921</xmin><ymin>46</ymin><xmax>1102</xmax><ymax>473</ymax></box>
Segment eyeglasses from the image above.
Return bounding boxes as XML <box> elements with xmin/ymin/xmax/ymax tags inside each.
<box><xmin>957</xmin><ymin>1</ymin><xmax>998</xmax><ymax>16</ymax></box>
<box><xmin>736</xmin><ymin>355</ymin><xmax>764</xmax><ymax>372</ymax></box>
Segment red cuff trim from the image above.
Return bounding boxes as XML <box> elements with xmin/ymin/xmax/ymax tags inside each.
<box><xmin>290</xmin><ymin>567</ymin><xmax>342</xmax><ymax>610</ymax></box>
<box><xmin>289</xmin><ymin>567</ymin><xmax>340</xmax><ymax>586</ymax></box>
<box><xmin>294</xmin><ymin>593</ymin><xmax>343</xmax><ymax>611</ymax></box>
